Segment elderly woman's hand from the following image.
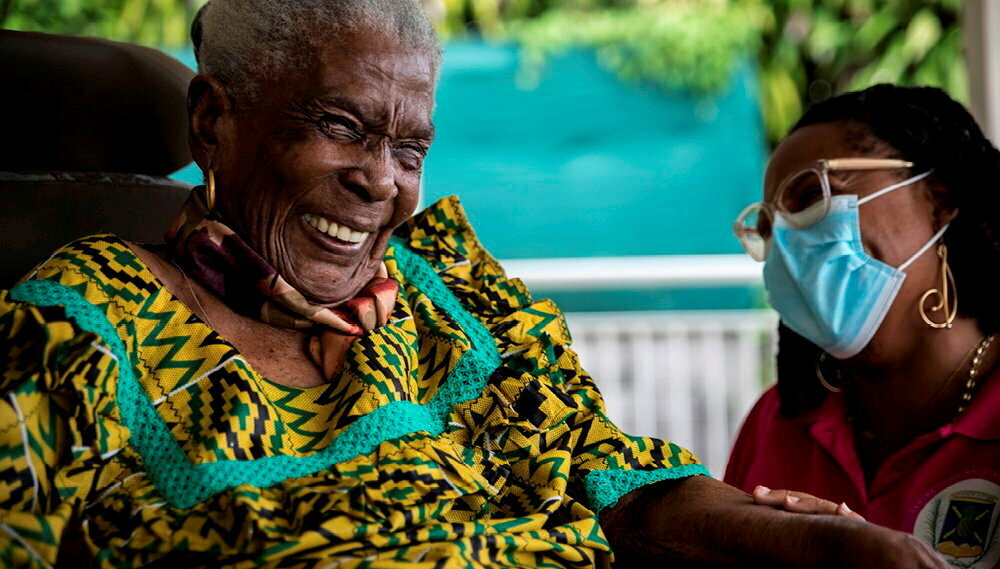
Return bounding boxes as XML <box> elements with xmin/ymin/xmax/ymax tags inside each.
<box><xmin>747</xmin><ymin>485</ymin><xmax>950</xmax><ymax>569</ymax></box>
<box><xmin>603</xmin><ymin>476</ymin><xmax>950</xmax><ymax>569</ymax></box>
<box><xmin>832</xmin><ymin>522</ymin><xmax>951</xmax><ymax>569</ymax></box>
<box><xmin>751</xmin><ymin>485</ymin><xmax>865</xmax><ymax>521</ymax></box>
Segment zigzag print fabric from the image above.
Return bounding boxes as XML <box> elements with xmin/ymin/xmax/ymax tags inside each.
<box><xmin>0</xmin><ymin>196</ymin><xmax>707</xmax><ymax>569</ymax></box>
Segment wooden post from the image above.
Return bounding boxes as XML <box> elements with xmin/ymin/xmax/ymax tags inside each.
<box><xmin>964</xmin><ymin>0</ymin><xmax>1000</xmax><ymax>142</ymax></box>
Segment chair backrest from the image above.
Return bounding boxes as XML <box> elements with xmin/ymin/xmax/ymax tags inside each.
<box><xmin>0</xmin><ymin>30</ymin><xmax>196</xmax><ymax>287</ymax></box>
<box><xmin>0</xmin><ymin>173</ymin><xmax>193</xmax><ymax>286</ymax></box>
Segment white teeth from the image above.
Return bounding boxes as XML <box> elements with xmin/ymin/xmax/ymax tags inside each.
<box><xmin>302</xmin><ymin>213</ymin><xmax>370</xmax><ymax>243</ymax></box>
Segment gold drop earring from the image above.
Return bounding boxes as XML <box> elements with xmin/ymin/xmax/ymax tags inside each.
<box><xmin>919</xmin><ymin>244</ymin><xmax>957</xmax><ymax>329</ymax></box>
<box><xmin>205</xmin><ymin>167</ymin><xmax>217</xmax><ymax>211</ymax></box>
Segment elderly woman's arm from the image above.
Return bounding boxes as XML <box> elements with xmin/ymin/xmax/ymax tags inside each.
<box><xmin>601</xmin><ymin>475</ymin><xmax>949</xmax><ymax>569</ymax></box>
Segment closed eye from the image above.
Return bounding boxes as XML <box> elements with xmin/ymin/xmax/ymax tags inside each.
<box><xmin>317</xmin><ymin>113</ymin><xmax>362</xmax><ymax>140</ymax></box>
<box><xmin>393</xmin><ymin>141</ymin><xmax>429</xmax><ymax>170</ymax></box>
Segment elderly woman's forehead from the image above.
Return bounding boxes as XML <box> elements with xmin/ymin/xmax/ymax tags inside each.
<box><xmin>287</xmin><ymin>28</ymin><xmax>430</xmax><ymax>83</ymax></box>
<box><xmin>304</xmin><ymin>44</ymin><xmax>435</xmax><ymax>103</ymax></box>
<box><xmin>266</xmin><ymin>31</ymin><xmax>434</xmax><ymax>97</ymax></box>
<box><xmin>323</xmin><ymin>37</ymin><xmax>433</xmax><ymax>77</ymax></box>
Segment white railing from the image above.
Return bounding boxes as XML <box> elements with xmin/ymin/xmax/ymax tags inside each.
<box><xmin>565</xmin><ymin>310</ymin><xmax>777</xmax><ymax>478</ymax></box>
<box><xmin>502</xmin><ymin>254</ymin><xmax>762</xmax><ymax>290</ymax></box>
<box><xmin>502</xmin><ymin>254</ymin><xmax>774</xmax><ymax>478</ymax></box>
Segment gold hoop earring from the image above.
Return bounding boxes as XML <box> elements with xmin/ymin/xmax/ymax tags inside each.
<box><xmin>816</xmin><ymin>353</ymin><xmax>843</xmax><ymax>393</ymax></box>
<box><xmin>205</xmin><ymin>168</ymin><xmax>216</xmax><ymax>211</ymax></box>
<box><xmin>919</xmin><ymin>244</ymin><xmax>957</xmax><ymax>329</ymax></box>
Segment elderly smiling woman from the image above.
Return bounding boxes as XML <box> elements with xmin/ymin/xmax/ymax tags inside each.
<box><xmin>0</xmin><ymin>1</ymin><xmax>952</xmax><ymax>568</ymax></box>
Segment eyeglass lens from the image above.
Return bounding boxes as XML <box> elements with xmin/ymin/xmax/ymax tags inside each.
<box><xmin>777</xmin><ymin>169</ymin><xmax>833</xmax><ymax>229</ymax></box>
<box><xmin>736</xmin><ymin>205</ymin><xmax>773</xmax><ymax>261</ymax></box>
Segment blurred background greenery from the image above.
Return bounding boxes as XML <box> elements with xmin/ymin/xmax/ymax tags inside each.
<box><xmin>3</xmin><ymin>0</ymin><xmax>967</xmax><ymax>145</ymax></box>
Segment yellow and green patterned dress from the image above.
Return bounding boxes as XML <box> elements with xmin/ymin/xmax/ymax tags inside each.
<box><xmin>0</xmin><ymin>196</ymin><xmax>706</xmax><ymax>569</ymax></box>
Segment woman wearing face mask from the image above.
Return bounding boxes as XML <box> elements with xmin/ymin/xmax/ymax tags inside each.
<box><xmin>725</xmin><ymin>84</ymin><xmax>1000</xmax><ymax>565</ymax></box>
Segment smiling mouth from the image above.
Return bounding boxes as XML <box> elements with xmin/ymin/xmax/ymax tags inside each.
<box><xmin>303</xmin><ymin>213</ymin><xmax>372</xmax><ymax>244</ymax></box>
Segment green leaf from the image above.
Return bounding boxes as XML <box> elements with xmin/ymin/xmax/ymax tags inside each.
<box><xmin>901</xmin><ymin>8</ymin><xmax>942</xmax><ymax>63</ymax></box>
<box><xmin>852</xmin><ymin>9</ymin><xmax>899</xmax><ymax>54</ymax></box>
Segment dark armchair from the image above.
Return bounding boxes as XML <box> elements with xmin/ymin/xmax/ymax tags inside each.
<box><xmin>0</xmin><ymin>30</ymin><xmax>195</xmax><ymax>287</ymax></box>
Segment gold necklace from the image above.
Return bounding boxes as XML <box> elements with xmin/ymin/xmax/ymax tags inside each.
<box><xmin>958</xmin><ymin>334</ymin><xmax>995</xmax><ymax>414</ymax></box>
<box><xmin>171</xmin><ymin>259</ymin><xmax>217</xmax><ymax>331</ymax></box>
<box><xmin>850</xmin><ymin>334</ymin><xmax>995</xmax><ymax>443</ymax></box>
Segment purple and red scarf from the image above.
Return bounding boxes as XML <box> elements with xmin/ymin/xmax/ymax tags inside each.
<box><xmin>165</xmin><ymin>186</ymin><xmax>398</xmax><ymax>380</ymax></box>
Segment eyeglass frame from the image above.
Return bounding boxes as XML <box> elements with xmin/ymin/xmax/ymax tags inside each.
<box><xmin>734</xmin><ymin>157</ymin><xmax>915</xmax><ymax>262</ymax></box>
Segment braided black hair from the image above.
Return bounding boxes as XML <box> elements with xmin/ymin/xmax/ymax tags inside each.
<box><xmin>775</xmin><ymin>84</ymin><xmax>1000</xmax><ymax>417</ymax></box>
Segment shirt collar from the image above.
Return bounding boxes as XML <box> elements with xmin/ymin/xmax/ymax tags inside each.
<box><xmin>792</xmin><ymin>390</ymin><xmax>869</xmax><ymax>495</ymax></box>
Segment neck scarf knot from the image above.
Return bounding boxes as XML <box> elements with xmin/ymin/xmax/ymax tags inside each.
<box><xmin>165</xmin><ymin>186</ymin><xmax>399</xmax><ymax>380</ymax></box>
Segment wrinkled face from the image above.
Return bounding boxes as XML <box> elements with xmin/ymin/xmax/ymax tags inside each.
<box><xmin>764</xmin><ymin>121</ymin><xmax>953</xmax><ymax>358</ymax></box>
<box><xmin>209</xmin><ymin>30</ymin><xmax>435</xmax><ymax>305</ymax></box>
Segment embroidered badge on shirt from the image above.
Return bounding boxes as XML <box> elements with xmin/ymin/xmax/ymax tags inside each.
<box><xmin>914</xmin><ymin>478</ymin><xmax>1000</xmax><ymax>568</ymax></box>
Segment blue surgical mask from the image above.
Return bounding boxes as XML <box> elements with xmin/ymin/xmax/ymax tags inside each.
<box><xmin>763</xmin><ymin>171</ymin><xmax>945</xmax><ymax>359</ymax></box>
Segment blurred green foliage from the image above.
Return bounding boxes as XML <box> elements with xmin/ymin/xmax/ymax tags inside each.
<box><xmin>437</xmin><ymin>0</ymin><xmax>966</xmax><ymax>144</ymax></box>
<box><xmin>507</xmin><ymin>2</ymin><xmax>762</xmax><ymax>95</ymax></box>
<box><xmin>3</xmin><ymin>0</ymin><xmax>966</xmax><ymax>144</ymax></box>
<box><xmin>753</xmin><ymin>0</ymin><xmax>966</xmax><ymax>142</ymax></box>
<box><xmin>2</xmin><ymin>0</ymin><xmax>205</xmax><ymax>46</ymax></box>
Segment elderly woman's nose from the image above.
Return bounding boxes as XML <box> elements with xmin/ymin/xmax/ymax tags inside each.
<box><xmin>338</xmin><ymin>160</ymin><xmax>396</xmax><ymax>202</ymax></box>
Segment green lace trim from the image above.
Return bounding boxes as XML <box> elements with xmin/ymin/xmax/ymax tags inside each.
<box><xmin>582</xmin><ymin>464</ymin><xmax>711</xmax><ymax>513</ymax></box>
<box><xmin>10</xmin><ymin>239</ymin><xmax>502</xmax><ymax>509</ymax></box>
<box><xmin>12</xmin><ymin>238</ymin><xmax>705</xmax><ymax>512</ymax></box>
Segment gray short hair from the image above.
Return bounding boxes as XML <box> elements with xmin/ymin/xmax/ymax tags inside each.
<box><xmin>192</xmin><ymin>0</ymin><xmax>441</xmax><ymax>105</ymax></box>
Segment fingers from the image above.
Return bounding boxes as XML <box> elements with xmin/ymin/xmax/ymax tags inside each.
<box><xmin>753</xmin><ymin>486</ymin><xmax>831</xmax><ymax>512</ymax></box>
<box><xmin>835</xmin><ymin>501</ymin><xmax>866</xmax><ymax>521</ymax></box>
<box><xmin>753</xmin><ymin>486</ymin><xmax>866</xmax><ymax>521</ymax></box>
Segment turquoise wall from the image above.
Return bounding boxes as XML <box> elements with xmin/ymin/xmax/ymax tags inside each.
<box><xmin>423</xmin><ymin>43</ymin><xmax>767</xmax><ymax>259</ymax></box>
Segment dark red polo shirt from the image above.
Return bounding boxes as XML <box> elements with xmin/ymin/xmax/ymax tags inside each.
<box><xmin>725</xmin><ymin>372</ymin><xmax>1000</xmax><ymax>569</ymax></box>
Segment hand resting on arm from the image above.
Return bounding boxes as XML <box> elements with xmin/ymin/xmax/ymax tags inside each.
<box><xmin>601</xmin><ymin>475</ymin><xmax>948</xmax><ymax>568</ymax></box>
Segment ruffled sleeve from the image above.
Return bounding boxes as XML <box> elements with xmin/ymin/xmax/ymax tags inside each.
<box><xmin>0</xmin><ymin>288</ymin><xmax>126</xmax><ymax>568</ymax></box>
<box><xmin>396</xmin><ymin>196</ymin><xmax>709</xmax><ymax>515</ymax></box>
<box><xmin>558</xmin><ymin>349</ymin><xmax>710</xmax><ymax>513</ymax></box>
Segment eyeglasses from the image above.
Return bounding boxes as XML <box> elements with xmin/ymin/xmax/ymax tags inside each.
<box><xmin>734</xmin><ymin>158</ymin><xmax>915</xmax><ymax>261</ymax></box>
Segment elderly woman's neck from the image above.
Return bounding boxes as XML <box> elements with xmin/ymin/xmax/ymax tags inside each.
<box><xmin>126</xmin><ymin>242</ymin><xmax>329</xmax><ymax>388</ymax></box>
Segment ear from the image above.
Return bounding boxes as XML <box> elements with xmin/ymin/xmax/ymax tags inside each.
<box><xmin>924</xmin><ymin>174</ymin><xmax>959</xmax><ymax>230</ymax></box>
<box><xmin>187</xmin><ymin>74</ymin><xmax>235</xmax><ymax>171</ymax></box>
